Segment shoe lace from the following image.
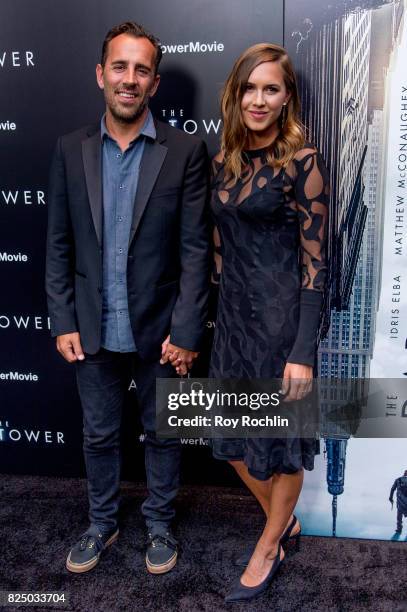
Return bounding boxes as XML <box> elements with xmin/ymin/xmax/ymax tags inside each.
<box><xmin>147</xmin><ymin>532</ymin><xmax>177</xmax><ymax>551</ymax></box>
<box><xmin>79</xmin><ymin>533</ymin><xmax>105</xmax><ymax>553</ymax></box>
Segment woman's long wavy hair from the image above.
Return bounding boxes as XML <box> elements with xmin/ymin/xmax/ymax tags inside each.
<box><xmin>221</xmin><ymin>43</ymin><xmax>305</xmax><ymax>180</ymax></box>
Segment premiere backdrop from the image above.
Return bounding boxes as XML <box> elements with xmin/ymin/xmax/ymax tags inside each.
<box><xmin>0</xmin><ymin>0</ymin><xmax>406</xmax><ymax>541</ymax></box>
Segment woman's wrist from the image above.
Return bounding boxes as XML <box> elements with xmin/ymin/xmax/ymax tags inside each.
<box><xmin>284</xmin><ymin>362</ymin><xmax>313</xmax><ymax>378</ymax></box>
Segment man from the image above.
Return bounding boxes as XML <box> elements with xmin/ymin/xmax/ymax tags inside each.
<box><xmin>389</xmin><ymin>470</ymin><xmax>407</xmax><ymax>534</ymax></box>
<box><xmin>46</xmin><ymin>21</ymin><xmax>209</xmax><ymax>575</ymax></box>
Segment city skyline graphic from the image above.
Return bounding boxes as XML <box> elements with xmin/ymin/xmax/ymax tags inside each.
<box><xmin>286</xmin><ymin>0</ymin><xmax>406</xmax><ymax>539</ymax></box>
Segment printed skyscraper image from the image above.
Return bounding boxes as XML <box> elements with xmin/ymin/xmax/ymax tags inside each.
<box><xmin>285</xmin><ymin>0</ymin><xmax>405</xmax><ymax>541</ymax></box>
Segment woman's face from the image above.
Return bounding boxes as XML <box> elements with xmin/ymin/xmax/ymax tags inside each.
<box><xmin>240</xmin><ymin>61</ymin><xmax>290</xmax><ymax>139</ymax></box>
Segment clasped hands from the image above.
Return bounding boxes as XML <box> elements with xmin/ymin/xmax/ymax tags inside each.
<box><xmin>160</xmin><ymin>335</ymin><xmax>198</xmax><ymax>376</ymax></box>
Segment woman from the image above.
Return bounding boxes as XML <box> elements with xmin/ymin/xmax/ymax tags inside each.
<box><xmin>209</xmin><ymin>43</ymin><xmax>329</xmax><ymax>602</ymax></box>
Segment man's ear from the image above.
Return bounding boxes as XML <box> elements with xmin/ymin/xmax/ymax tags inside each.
<box><xmin>150</xmin><ymin>73</ymin><xmax>160</xmax><ymax>98</ymax></box>
<box><xmin>96</xmin><ymin>64</ymin><xmax>104</xmax><ymax>90</ymax></box>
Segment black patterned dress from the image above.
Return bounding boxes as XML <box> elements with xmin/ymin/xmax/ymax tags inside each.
<box><xmin>209</xmin><ymin>144</ymin><xmax>329</xmax><ymax>480</ymax></box>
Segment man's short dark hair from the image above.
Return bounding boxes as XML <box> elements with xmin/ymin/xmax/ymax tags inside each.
<box><xmin>101</xmin><ymin>21</ymin><xmax>162</xmax><ymax>73</ymax></box>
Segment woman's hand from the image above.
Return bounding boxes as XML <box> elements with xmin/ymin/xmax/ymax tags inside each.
<box><xmin>160</xmin><ymin>335</ymin><xmax>198</xmax><ymax>376</ymax></box>
<box><xmin>280</xmin><ymin>362</ymin><xmax>313</xmax><ymax>402</ymax></box>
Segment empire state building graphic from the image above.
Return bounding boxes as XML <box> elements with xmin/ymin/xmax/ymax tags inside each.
<box><xmin>324</xmin><ymin>437</ymin><xmax>349</xmax><ymax>537</ymax></box>
<box><xmin>321</xmin><ymin>378</ymin><xmax>366</xmax><ymax>537</ymax></box>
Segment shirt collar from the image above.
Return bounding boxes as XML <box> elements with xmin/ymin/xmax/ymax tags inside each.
<box><xmin>100</xmin><ymin>110</ymin><xmax>156</xmax><ymax>144</ymax></box>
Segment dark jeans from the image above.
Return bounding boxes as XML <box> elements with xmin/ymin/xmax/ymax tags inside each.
<box><xmin>75</xmin><ymin>349</ymin><xmax>181</xmax><ymax>535</ymax></box>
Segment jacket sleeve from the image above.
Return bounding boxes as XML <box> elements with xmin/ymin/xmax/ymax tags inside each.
<box><xmin>169</xmin><ymin>139</ymin><xmax>210</xmax><ymax>351</ymax></box>
<box><xmin>287</xmin><ymin>147</ymin><xmax>330</xmax><ymax>366</ymax></box>
<box><xmin>45</xmin><ymin>137</ymin><xmax>78</xmax><ymax>337</ymax></box>
<box><xmin>389</xmin><ymin>479</ymin><xmax>398</xmax><ymax>502</ymax></box>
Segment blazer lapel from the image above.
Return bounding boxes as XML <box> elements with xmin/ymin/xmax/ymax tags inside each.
<box><xmin>82</xmin><ymin>128</ymin><xmax>103</xmax><ymax>246</ymax></box>
<box><xmin>129</xmin><ymin>135</ymin><xmax>168</xmax><ymax>246</ymax></box>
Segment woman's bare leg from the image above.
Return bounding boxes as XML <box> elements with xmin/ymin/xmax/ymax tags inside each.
<box><xmin>240</xmin><ymin>469</ymin><xmax>304</xmax><ymax>587</ymax></box>
<box><xmin>229</xmin><ymin>460</ymin><xmax>297</xmax><ymax>530</ymax></box>
<box><xmin>229</xmin><ymin>460</ymin><xmax>271</xmax><ymax>516</ymax></box>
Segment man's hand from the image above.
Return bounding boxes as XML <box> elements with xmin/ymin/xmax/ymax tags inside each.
<box><xmin>280</xmin><ymin>362</ymin><xmax>313</xmax><ymax>402</ymax></box>
<box><xmin>160</xmin><ymin>335</ymin><xmax>198</xmax><ymax>375</ymax></box>
<box><xmin>56</xmin><ymin>332</ymin><xmax>85</xmax><ymax>363</ymax></box>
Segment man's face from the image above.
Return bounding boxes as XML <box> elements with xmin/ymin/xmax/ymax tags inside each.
<box><xmin>96</xmin><ymin>34</ymin><xmax>160</xmax><ymax>124</ymax></box>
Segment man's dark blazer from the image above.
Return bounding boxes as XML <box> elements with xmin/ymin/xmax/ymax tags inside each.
<box><xmin>45</xmin><ymin>119</ymin><xmax>210</xmax><ymax>360</ymax></box>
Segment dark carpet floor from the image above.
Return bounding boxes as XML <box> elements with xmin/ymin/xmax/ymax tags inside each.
<box><xmin>0</xmin><ymin>475</ymin><xmax>406</xmax><ymax>612</ymax></box>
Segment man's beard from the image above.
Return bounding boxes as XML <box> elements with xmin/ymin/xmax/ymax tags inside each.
<box><xmin>108</xmin><ymin>91</ymin><xmax>151</xmax><ymax>124</ymax></box>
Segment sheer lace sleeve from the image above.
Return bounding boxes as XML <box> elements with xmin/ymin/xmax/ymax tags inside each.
<box><xmin>211</xmin><ymin>154</ymin><xmax>224</xmax><ymax>284</ymax></box>
<box><xmin>295</xmin><ymin>147</ymin><xmax>329</xmax><ymax>292</ymax></box>
<box><xmin>212</xmin><ymin>226</ymin><xmax>222</xmax><ymax>283</ymax></box>
<box><xmin>287</xmin><ymin>147</ymin><xmax>330</xmax><ymax>367</ymax></box>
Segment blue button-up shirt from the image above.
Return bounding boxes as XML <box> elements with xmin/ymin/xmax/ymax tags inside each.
<box><xmin>100</xmin><ymin>111</ymin><xmax>156</xmax><ymax>352</ymax></box>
